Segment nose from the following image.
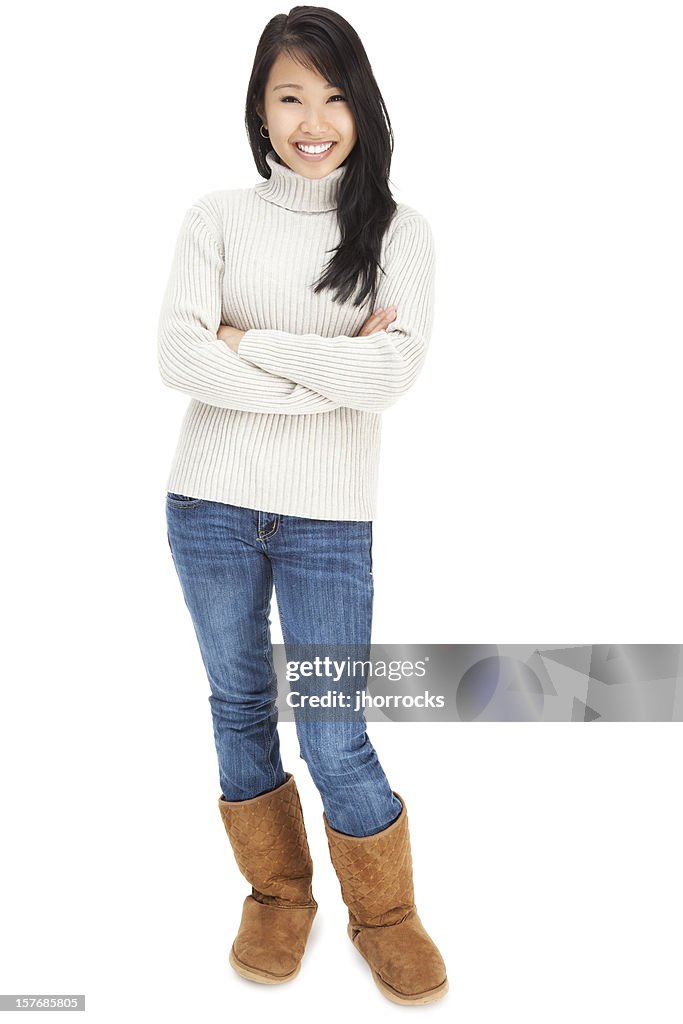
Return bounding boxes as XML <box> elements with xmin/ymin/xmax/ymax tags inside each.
<box><xmin>299</xmin><ymin>108</ymin><xmax>330</xmax><ymax>136</ymax></box>
<box><xmin>300</xmin><ymin>122</ymin><xmax>328</xmax><ymax>137</ymax></box>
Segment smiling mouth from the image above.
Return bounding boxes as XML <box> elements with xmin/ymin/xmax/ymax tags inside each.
<box><xmin>294</xmin><ymin>141</ymin><xmax>337</xmax><ymax>154</ymax></box>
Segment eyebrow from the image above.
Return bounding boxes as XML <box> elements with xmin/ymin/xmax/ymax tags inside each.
<box><xmin>272</xmin><ymin>83</ymin><xmax>341</xmax><ymax>92</ymax></box>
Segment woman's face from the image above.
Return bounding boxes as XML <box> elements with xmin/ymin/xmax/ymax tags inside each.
<box><xmin>259</xmin><ymin>52</ymin><xmax>357</xmax><ymax>178</ymax></box>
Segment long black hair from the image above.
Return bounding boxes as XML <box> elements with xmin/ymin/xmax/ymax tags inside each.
<box><xmin>246</xmin><ymin>6</ymin><xmax>397</xmax><ymax>312</ymax></box>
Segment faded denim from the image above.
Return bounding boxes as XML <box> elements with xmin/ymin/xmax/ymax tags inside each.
<box><xmin>165</xmin><ymin>492</ymin><xmax>402</xmax><ymax>837</ymax></box>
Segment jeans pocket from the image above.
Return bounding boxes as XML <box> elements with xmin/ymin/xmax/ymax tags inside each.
<box><xmin>166</xmin><ymin>491</ymin><xmax>203</xmax><ymax>508</ymax></box>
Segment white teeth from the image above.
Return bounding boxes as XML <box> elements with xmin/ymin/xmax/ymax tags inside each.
<box><xmin>296</xmin><ymin>142</ymin><xmax>335</xmax><ymax>154</ymax></box>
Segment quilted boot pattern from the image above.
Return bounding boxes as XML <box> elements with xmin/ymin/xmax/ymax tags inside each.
<box><xmin>324</xmin><ymin>791</ymin><xmax>448</xmax><ymax>1005</ymax></box>
<box><xmin>218</xmin><ymin>771</ymin><xmax>318</xmax><ymax>984</ymax></box>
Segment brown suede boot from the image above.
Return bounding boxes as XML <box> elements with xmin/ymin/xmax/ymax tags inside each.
<box><xmin>218</xmin><ymin>771</ymin><xmax>318</xmax><ymax>984</ymax></box>
<box><xmin>324</xmin><ymin>790</ymin><xmax>448</xmax><ymax>1005</ymax></box>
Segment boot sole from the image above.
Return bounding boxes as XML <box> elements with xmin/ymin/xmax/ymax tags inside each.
<box><xmin>347</xmin><ymin>924</ymin><xmax>449</xmax><ymax>1005</ymax></box>
<box><xmin>229</xmin><ymin>943</ymin><xmax>302</xmax><ymax>985</ymax></box>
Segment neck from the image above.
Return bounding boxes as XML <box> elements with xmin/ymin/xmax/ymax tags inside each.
<box><xmin>254</xmin><ymin>149</ymin><xmax>346</xmax><ymax>213</ymax></box>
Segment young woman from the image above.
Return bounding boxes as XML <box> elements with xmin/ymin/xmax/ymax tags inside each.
<box><xmin>158</xmin><ymin>6</ymin><xmax>446</xmax><ymax>1006</ymax></box>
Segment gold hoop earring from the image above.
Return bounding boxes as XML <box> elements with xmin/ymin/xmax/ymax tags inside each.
<box><xmin>260</xmin><ymin>124</ymin><xmax>269</xmax><ymax>138</ymax></box>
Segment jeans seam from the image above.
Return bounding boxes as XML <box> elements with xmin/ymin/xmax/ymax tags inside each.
<box><xmin>260</xmin><ymin>558</ymin><xmax>277</xmax><ymax>792</ymax></box>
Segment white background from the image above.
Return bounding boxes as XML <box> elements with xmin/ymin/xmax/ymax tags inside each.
<box><xmin>1</xmin><ymin>1</ymin><xmax>681</xmax><ymax>1021</ymax></box>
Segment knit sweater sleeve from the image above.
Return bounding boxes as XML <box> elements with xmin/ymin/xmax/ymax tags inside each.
<box><xmin>157</xmin><ymin>205</ymin><xmax>340</xmax><ymax>414</ymax></box>
<box><xmin>236</xmin><ymin>213</ymin><xmax>435</xmax><ymax>413</ymax></box>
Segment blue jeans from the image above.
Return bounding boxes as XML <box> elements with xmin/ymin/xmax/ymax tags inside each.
<box><xmin>165</xmin><ymin>492</ymin><xmax>402</xmax><ymax>837</ymax></box>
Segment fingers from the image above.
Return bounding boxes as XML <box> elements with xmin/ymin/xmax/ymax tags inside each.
<box><xmin>360</xmin><ymin>306</ymin><xmax>397</xmax><ymax>335</ymax></box>
<box><xmin>373</xmin><ymin>306</ymin><xmax>397</xmax><ymax>321</ymax></box>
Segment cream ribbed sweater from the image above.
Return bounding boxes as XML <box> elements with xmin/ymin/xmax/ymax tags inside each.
<box><xmin>157</xmin><ymin>149</ymin><xmax>435</xmax><ymax>521</ymax></box>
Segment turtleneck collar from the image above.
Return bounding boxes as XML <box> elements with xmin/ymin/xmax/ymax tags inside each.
<box><xmin>254</xmin><ymin>149</ymin><xmax>346</xmax><ymax>213</ymax></box>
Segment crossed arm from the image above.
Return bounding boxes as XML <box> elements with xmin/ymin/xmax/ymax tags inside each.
<box><xmin>157</xmin><ymin>204</ymin><xmax>435</xmax><ymax>415</ymax></box>
<box><xmin>217</xmin><ymin>304</ymin><xmax>397</xmax><ymax>356</ymax></box>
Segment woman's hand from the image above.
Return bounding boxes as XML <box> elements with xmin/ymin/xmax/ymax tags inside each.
<box><xmin>217</xmin><ymin>324</ymin><xmax>245</xmax><ymax>352</ymax></box>
<box><xmin>357</xmin><ymin>306</ymin><xmax>397</xmax><ymax>336</ymax></box>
